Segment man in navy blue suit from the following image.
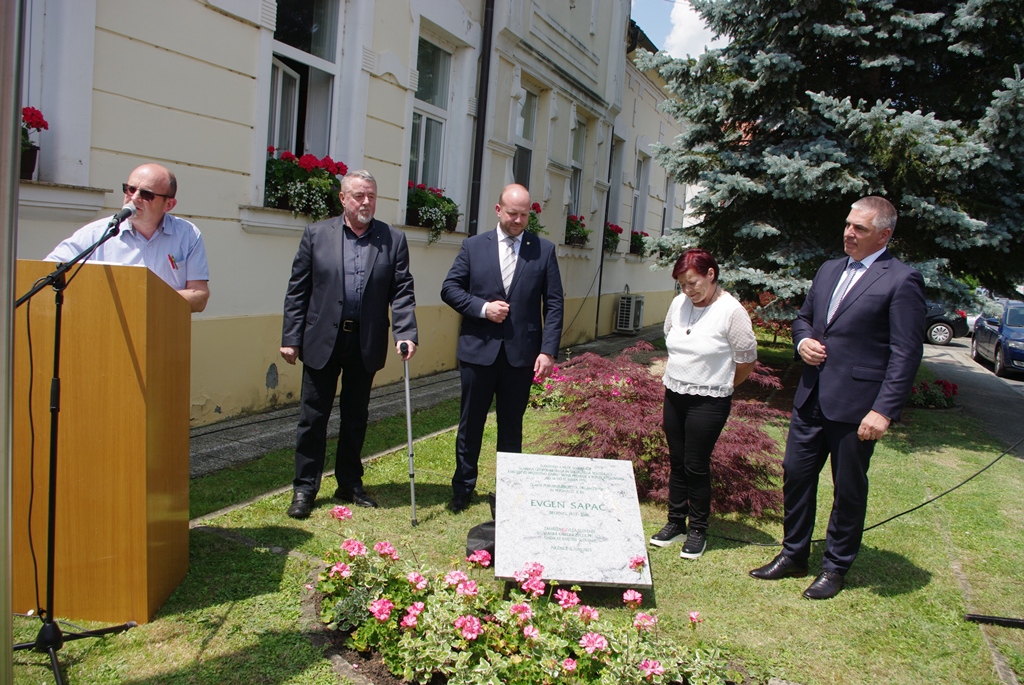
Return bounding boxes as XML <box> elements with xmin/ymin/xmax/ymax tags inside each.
<box><xmin>750</xmin><ymin>196</ymin><xmax>926</xmax><ymax>599</ymax></box>
<box><xmin>441</xmin><ymin>183</ymin><xmax>564</xmax><ymax>513</ymax></box>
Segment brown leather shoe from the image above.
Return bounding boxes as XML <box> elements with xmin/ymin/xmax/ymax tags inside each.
<box><xmin>803</xmin><ymin>570</ymin><xmax>844</xmax><ymax>600</ymax></box>
<box><xmin>749</xmin><ymin>553</ymin><xmax>809</xmax><ymax>580</ymax></box>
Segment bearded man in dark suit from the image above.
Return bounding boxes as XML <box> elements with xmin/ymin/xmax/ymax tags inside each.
<box><xmin>441</xmin><ymin>183</ymin><xmax>564</xmax><ymax>513</ymax></box>
<box><xmin>280</xmin><ymin>170</ymin><xmax>417</xmax><ymax>518</ymax></box>
<box><xmin>750</xmin><ymin>196</ymin><xmax>926</xmax><ymax>599</ymax></box>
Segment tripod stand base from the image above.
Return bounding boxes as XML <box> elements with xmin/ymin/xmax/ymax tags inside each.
<box><xmin>14</xmin><ymin>617</ymin><xmax>136</xmax><ymax>685</ymax></box>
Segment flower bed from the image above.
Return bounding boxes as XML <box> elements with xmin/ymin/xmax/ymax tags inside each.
<box><xmin>316</xmin><ymin>505</ymin><xmax>732</xmax><ymax>684</ymax></box>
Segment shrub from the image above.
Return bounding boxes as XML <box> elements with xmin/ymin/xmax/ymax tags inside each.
<box><xmin>565</xmin><ymin>214</ymin><xmax>591</xmax><ymax>246</ymax></box>
<box><xmin>906</xmin><ymin>379</ymin><xmax>958</xmax><ymax>409</ymax></box>
<box><xmin>532</xmin><ymin>342</ymin><xmax>786</xmax><ymax>516</ymax></box>
<box><xmin>528</xmin><ymin>201</ymin><xmax>548</xmax><ymax>235</ymax></box>
<box><xmin>603</xmin><ymin>223</ymin><xmax>623</xmax><ymax>253</ymax></box>
<box><xmin>630</xmin><ymin>230</ymin><xmax>649</xmax><ymax>256</ymax></box>
<box><xmin>317</xmin><ymin>514</ymin><xmax>733</xmax><ymax>685</ymax></box>
<box><xmin>742</xmin><ymin>293</ymin><xmax>795</xmax><ymax>343</ymax></box>
<box><xmin>407</xmin><ymin>182</ymin><xmax>461</xmax><ymax>243</ymax></box>
<box><xmin>265</xmin><ymin>147</ymin><xmax>347</xmax><ymax>221</ymax></box>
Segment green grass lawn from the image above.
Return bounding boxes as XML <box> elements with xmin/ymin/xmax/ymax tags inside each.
<box><xmin>14</xmin><ymin>381</ymin><xmax>1024</xmax><ymax>684</ymax></box>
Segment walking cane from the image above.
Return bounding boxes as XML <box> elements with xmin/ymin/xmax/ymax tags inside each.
<box><xmin>400</xmin><ymin>343</ymin><xmax>418</xmax><ymax>526</ymax></box>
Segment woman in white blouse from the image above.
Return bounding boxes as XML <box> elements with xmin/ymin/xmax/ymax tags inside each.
<box><xmin>649</xmin><ymin>249</ymin><xmax>757</xmax><ymax>559</ymax></box>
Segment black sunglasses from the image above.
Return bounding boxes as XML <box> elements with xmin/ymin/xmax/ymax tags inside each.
<box><xmin>122</xmin><ymin>183</ymin><xmax>173</xmax><ymax>202</ymax></box>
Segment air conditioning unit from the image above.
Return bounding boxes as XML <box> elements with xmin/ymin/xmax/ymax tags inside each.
<box><xmin>615</xmin><ymin>294</ymin><xmax>644</xmax><ymax>334</ymax></box>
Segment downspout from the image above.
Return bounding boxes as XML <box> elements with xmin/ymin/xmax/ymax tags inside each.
<box><xmin>468</xmin><ymin>0</ymin><xmax>495</xmax><ymax>236</ymax></box>
<box><xmin>594</xmin><ymin>137</ymin><xmax>614</xmax><ymax>339</ymax></box>
<box><xmin>467</xmin><ymin>0</ymin><xmax>495</xmax><ymax>236</ymax></box>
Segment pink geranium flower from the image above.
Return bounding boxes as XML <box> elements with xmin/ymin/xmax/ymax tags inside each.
<box><xmin>629</xmin><ymin>555</ymin><xmax>646</xmax><ymax>572</ymax></box>
<box><xmin>456</xmin><ymin>580</ymin><xmax>479</xmax><ymax>597</ymax></box>
<box><xmin>562</xmin><ymin>658</ymin><xmax>577</xmax><ymax>672</ymax></box>
<box><xmin>341</xmin><ymin>538</ymin><xmax>367</xmax><ymax>557</ymax></box>
<box><xmin>579</xmin><ymin>632</ymin><xmax>609</xmax><ymax>654</ymax></box>
<box><xmin>374</xmin><ymin>540</ymin><xmax>399</xmax><ymax>560</ymax></box>
<box><xmin>368</xmin><ymin>598</ymin><xmax>394</xmax><ymax>622</ymax></box>
<box><xmin>328</xmin><ymin>562</ymin><xmax>351</xmax><ymax>579</ymax></box>
<box><xmin>555</xmin><ymin>589</ymin><xmax>580</xmax><ymax>609</ymax></box>
<box><xmin>510</xmin><ymin>603</ymin><xmax>533</xmax><ymax>623</ymax></box>
<box><xmin>445</xmin><ymin>570</ymin><xmax>469</xmax><ymax>587</ymax></box>
<box><xmin>400</xmin><ymin>613</ymin><xmax>418</xmax><ymax>629</ymax></box>
<box><xmin>330</xmin><ymin>505</ymin><xmax>352</xmax><ymax>520</ymax></box>
<box><xmin>454</xmin><ymin>614</ymin><xmax>483</xmax><ymax>640</ymax></box>
<box><xmin>521</xmin><ymin>577</ymin><xmax>546</xmax><ymax>597</ymax></box>
<box><xmin>633</xmin><ymin>612</ymin><xmax>657</xmax><ymax>631</ymax></box>
<box><xmin>523</xmin><ymin>624</ymin><xmax>539</xmax><ymax>639</ymax></box>
<box><xmin>466</xmin><ymin>549</ymin><xmax>492</xmax><ymax>567</ymax></box>
<box><xmin>623</xmin><ymin>589</ymin><xmax>643</xmax><ymax>608</ymax></box>
<box><xmin>639</xmin><ymin>659</ymin><xmax>665</xmax><ymax>679</ymax></box>
<box><xmin>689</xmin><ymin>610</ymin><xmax>703</xmax><ymax>625</ymax></box>
<box><xmin>577</xmin><ymin>605</ymin><xmax>599</xmax><ymax>623</ymax></box>
<box><xmin>407</xmin><ymin>572</ymin><xmax>428</xmax><ymax>591</ymax></box>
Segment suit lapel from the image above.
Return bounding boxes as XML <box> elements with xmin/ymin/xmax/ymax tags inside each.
<box><xmin>486</xmin><ymin>230</ymin><xmax>505</xmax><ymax>295</ymax></box>
<box><xmin>827</xmin><ymin>251</ymin><xmax>891</xmax><ymax>326</ymax></box>
<box><xmin>507</xmin><ymin>233</ymin><xmax>537</xmax><ymax>297</ymax></box>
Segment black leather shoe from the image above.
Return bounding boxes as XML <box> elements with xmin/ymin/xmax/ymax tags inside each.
<box><xmin>286</xmin><ymin>491</ymin><xmax>314</xmax><ymax>519</ymax></box>
<box><xmin>335</xmin><ymin>486</ymin><xmax>378</xmax><ymax>508</ymax></box>
<box><xmin>448</xmin><ymin>493</ymin><xmax>472</xmax><ymax>514</ymax></box>
<box><xmin>803</xmin><ymin>570</ymin><xmax>844</xmax><ymax>600</ymax></box>
<box><xmin>749</xmin><ymin>553</ymin><xmax>809</xmax><ymax>580</ymax></box>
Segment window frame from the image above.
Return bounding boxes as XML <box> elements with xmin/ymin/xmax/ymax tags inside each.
<box><xmin>408</xmin><ymin>36</ymin><xmax>453</xmax><ymax>190</ymax></box>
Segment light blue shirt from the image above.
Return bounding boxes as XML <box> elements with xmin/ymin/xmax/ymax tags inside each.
<box><xmin>45</xmin><ymin>213</ymin><xmax>209</xmax><ymax>291</ymax></box>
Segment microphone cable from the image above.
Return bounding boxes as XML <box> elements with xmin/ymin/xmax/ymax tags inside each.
<box><xmin>709</xmin><ymin>434</ymin><xmax>1024</xmax><ymax>547</ymax></box>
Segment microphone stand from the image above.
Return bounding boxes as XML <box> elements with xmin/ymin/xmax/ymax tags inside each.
<box><xmin>13</xmin><ymin>213</ymin><xmax>138</xmax><ymax>684</ymax></box>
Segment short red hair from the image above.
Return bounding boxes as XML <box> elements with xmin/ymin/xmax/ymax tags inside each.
<box><xmin>671</xmin><ymin>248</ymin><xmax>719</xmax><ymax>282</ymax></box>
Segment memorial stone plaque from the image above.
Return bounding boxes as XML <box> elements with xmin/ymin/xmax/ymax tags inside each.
<box><xmin>494</xmin><ymin>452</ymin><xmax>652</xmax><ymax>588</ymax></box>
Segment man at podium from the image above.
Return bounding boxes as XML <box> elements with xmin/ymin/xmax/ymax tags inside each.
<box><xmin>45</xmin><ymin>163</ymin><xmax>211</xmax><ymax>313</ymax></box>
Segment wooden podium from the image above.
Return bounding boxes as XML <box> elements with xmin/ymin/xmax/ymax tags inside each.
<box><xmin>13</xmin><ymin>259</ymin><xmax>191</xmax><ymax>624</ymax></box>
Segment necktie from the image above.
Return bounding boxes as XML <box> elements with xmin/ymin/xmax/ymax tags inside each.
<box><xmin>826</xmin><ymin>261</ymin><xmax>864</xmax><ymax>323</ymax></box>
<box><xmin>501</xmin><ymin>236</ymin><xmax>517</xmax><ymax>294</ymax></box>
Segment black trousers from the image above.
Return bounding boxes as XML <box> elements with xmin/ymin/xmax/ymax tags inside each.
<box><xmin>293</xmin><ymin>330</ymin><xmax>375</xmax><ymax>496</ymax></box>
<box><xmin>452</xmin><ymin>344</ymin><xmax>534</xmax><ymax>496</ymax></box>
<box><xmin>782</xmin><ymin>384</ymin><xmax>875</xmax><ymax>574</ymax></box>
<box><xmin>662</xmin><ymin>389</ymin><xmax>732</xmax><ymax>531</ymax></box>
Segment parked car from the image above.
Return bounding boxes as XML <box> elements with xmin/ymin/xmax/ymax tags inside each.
<box><xmin>925</xmin><ymin>302</ymin><xmax>969</xmax><ymax>345</ymax></box>
<box><xmin>971</xmin><ymin>299</ymin><xmax>1024</xmax><ymax>377</ymax></box>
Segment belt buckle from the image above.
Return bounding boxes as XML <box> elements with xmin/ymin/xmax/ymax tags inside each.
<box><xmin>342</xmin><ymin>320</ymin><xmax>357</xmax><ymax>333</ymax></box>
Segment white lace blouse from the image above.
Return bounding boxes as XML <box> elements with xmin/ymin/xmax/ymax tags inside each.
<box><xmin>662</xmin><ymin>289</ymin><xmax>758</xmax><ymax>397</ymax></box>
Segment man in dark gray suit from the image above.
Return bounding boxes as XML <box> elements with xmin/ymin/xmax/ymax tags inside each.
<box><xmin>441</xmin><ymin>183</ymin><xmax>564</xmax><ymax>513</ymax></box>
<box><xmin>750</xmin><ymin>196</ymin><xmax>925</xmax><ymax>599</ymax></box>
<box><xmin>280</xmin><ymin>170</ymin><xmax>417</xmax><ymax>519</ymax></box>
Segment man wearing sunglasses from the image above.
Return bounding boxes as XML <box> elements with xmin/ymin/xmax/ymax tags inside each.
<box><xmin>45</xmin><ymin>163</ymin><xmax>210</xmax><ymax>312</ymax></box>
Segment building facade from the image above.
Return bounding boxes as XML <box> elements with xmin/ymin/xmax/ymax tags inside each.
<box><xmin>16</xmin><ymin>0</ymin><xmax>685</xmax><ymax>425</ymax></box>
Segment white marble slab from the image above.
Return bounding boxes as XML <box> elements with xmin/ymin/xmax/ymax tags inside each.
<box><xmin>494</xmin><ymin>452</ymin><xmax>652</xmax><ymax>588</ymax></box>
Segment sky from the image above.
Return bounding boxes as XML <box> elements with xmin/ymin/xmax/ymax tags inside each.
<box><xmin>629</xmin><ymin>0</ymin><xmax>727</xmax><ymax>58</ymax></box>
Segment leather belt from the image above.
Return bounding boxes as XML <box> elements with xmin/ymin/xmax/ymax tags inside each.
<box><xmin>342</xmin><ymin>320</ymin><xmax>359</xmax><ymax>333</ymax></box>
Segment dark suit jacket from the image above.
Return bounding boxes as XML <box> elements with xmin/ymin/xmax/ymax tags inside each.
<box><xmin>792</xmin><ymin>249</ymin><xmax>925</xmax><ymax>424</ymax></box>
<box><xmin>281</xmin><ymin>217</ymin><xmax>417</xmax><ymax>372</ymax></box>
<box><xmin>440</xmin><ymin>229</ymin><xmax>563</xmax><ymax>368</ymax></box>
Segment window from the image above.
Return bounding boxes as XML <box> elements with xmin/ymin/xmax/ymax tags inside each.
<box><xmin>661</xmin><ymin>177</ymin><xmax>675</xmax><ymax>236</ymax></box>
<box><xmin>630</xmin><ymin>157</ymin><xmax>644</xmax><ymax>232</ymax></box>
<box><xmin>513</xmin><ymin>90</ymin><xmax>538</xmax><ymax>189</ymax></box>
<box><xmin>409</xmin><ymin>38</ymin><xmax>452</xmax><ymax>189</ymax></box>
<box><xmin>268</xmin><ymin>0</ymin><xmax>339</xmax><ymax>156</ymax></box>
<box><xmin>569</xmin><ymin>117</ymin><xmax>587</xmax><ymax>216</ymax></box>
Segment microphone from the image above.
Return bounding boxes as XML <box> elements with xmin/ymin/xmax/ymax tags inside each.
<box><xmin>107</xmin><ymin>202</ymin><xmax>137</xmax><ymax>229</ymax></box>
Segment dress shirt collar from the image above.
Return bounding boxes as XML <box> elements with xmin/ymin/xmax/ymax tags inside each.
<box><xmin>849</xmin><ymin>246</ymin><xmax>886</xmax><ymax>270</ymax></box>
<box><xmin>496</xmin><ymin>225</ymin><xmax>521</xmax><ymax>246</ymax></box>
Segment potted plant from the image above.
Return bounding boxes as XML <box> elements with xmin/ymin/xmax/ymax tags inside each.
<box><xmin>265</xmin><ymin>147</ymin><xmax>348</xmax><ymax>221</ymax></box>
<box><xmin>21</xmin><ymin>106</ymin><xmax>48</xmax><ymax>180</ymax></box>
<box><xmin>565</xmin><ymin>213</ymin><xmax>591</xmax><ymax>247</ymax></box>
<box><xmin>629</xmin><ymin>229</ymin><xmax>649</xmax><ymax>256</ymax></box>
<box><xmin>603</xmin><ymin>222</ymin><xmax>623</xmax><ymax>253</ymax></box>
<box><xmin>406</xmin><ymin>182</ymin><xmax>461</xmax><ymax>243</ymax></box>
<box><xmin>528</xmin><ymin>201</ymin><xmax>547</xmax><ymax>235</ymax></box>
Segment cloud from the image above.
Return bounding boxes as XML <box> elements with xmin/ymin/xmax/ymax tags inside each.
<box><xmin>663</xmin><ymin>1</ymin><xmax>728</xmax><ymax>58</ymax></box>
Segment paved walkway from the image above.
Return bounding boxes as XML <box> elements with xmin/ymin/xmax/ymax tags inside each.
<box><xmin>188</xmin><ymin>325</ymin><xmax>665</xmax><ymax>478</ymax></box>
<box><xmin>920</xmin><ymin>339</ymin><xmax>1024</xmax><ymax>458</ymax></box>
